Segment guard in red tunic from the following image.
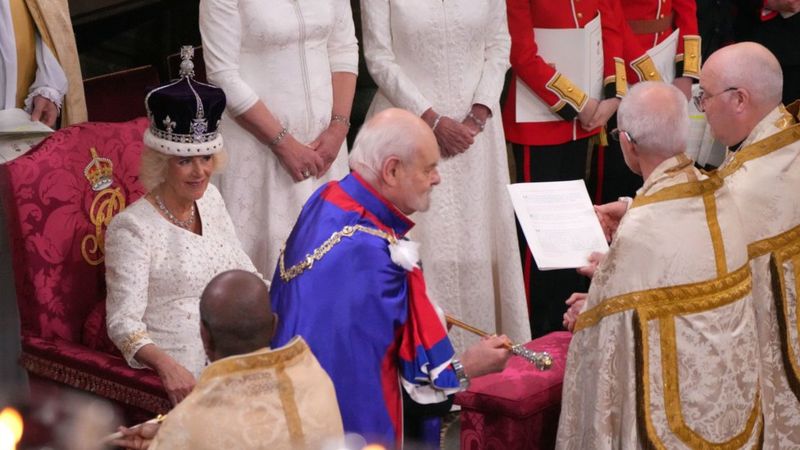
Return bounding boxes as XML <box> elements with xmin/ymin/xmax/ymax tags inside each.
<box><xmin>503</xmin><ymin>0</ymin><xmax>627</xmax><ymax>337</ymax></box>
<box><xmin>620</xmin><ymin>0</ymin><xmax>701</xmax><ymax>89</ymax></box>
<box><xmin>599</xmin><ymin>0</ymin><xmax>702</xmax><ymax>204</ymax></box>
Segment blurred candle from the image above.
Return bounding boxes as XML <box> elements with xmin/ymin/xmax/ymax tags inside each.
<box><xmin>0</xmin><ymin>408</ymin><xmax>22</xmax><ymax>450</ymax></box>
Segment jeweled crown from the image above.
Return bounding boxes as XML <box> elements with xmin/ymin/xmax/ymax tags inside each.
<box><xmin>143</xmin><ymin>45</ymin><xmax>225</xmax><ymax>155</ymax></box>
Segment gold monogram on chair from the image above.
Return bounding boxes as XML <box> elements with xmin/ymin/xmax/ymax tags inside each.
<box><xmin>81</xmin><ymin>148</ymin><xmax>126</xmax><ymax>266</ymax></box>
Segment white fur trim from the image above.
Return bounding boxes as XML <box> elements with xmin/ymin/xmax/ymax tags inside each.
<box><xmin>143</xmin><ymin>129</ymin><xmax>224</xmax><ymax>156</ymax></box>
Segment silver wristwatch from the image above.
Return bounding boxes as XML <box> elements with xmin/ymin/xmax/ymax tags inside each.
<box><xmin>451</xmin><ymin>358</ymin><xmax>470</xmax><ymax>390</ymax></box>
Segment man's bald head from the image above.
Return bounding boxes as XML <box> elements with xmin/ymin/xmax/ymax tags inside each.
<box><xmin>703</xmin><ymin>42</ymin><xmax>783</xmax><ymax>110</ymax></box>
<box><xmin>348</xmin><ymin>108</ymin><xmax>441</xmax><ymax>214</ymax></box>
<box><xmin>618</xmin><ymin>81</ymin><xmax>689</xmax><ymax>157</ymax></box>
<box><xmin>700</xmin><ymin>42</ymin><xmax>783</xmax><ymax>145</ymax></box>
<box><xmin>200</xmin><ymin>270</ymin><xmax>274</xmax><ymax>361</ymax></box>
<box><xmin>349</xmin><ymin>108</ymin><xmax>438</xmax><ymax>183</ymax></box>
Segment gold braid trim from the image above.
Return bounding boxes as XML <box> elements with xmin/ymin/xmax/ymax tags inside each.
<box><xmin>626</xmin><ymin>269</ymin><xmax>761</xmax><ymax>449</ymax></box>
<box><xmin>771</xmin><ymin>248</ymin><xmax>800</xmax><ymax>402</ymax></box>
<box><xmin>19</xmin><ymin>352</ymin><xmax>171</xmax><ymax>414</ymax></box>
<box><xmin>702</xmin><ymin>189</ymin><xmax>727</xmax><ymax>276</ymax></box>
<box><xmin>276</xmin><ymin>361</ymin><xmax>305</xmax><ymax>448</ymax></box>
<box><xmin>658</xmin><ymin>316</ymin><xmax>761</xmax><ymax>449</ymax></box>
<box><xmin>614</xmin><ymin>57</ymin><xmax>628</xmax><ymax>97</ymax></box>
<box><xmin>630</xmin><ymin>54</ymin><xmax>662</xmax><ymax>82</ymax></box>
<box><xmin>718</xmin><ymin>123</ymin><xmax>800</xmax><ymax>178</ymax></box>
<box><xmin>748</xmin><ymin>223</ymin><xmax>800</xmax><ymax>260</ymax></box>
<box><xmin>682</xmin><ymin>36</ymin><xmax>701</xmax><ymax>78</ymax></box>
<box><xmin>630</xmin><ymin>172</ymin><xmax>721</xmax><ymax>209</ymax></box>
<box><xmin>120</xmin><ymin>330</ymin><xmax>150</xmax><ymax>357</ymax></box>
<box><xmin>279</xmin><ymin>225</ymin><xmax>397</xmax><ymax>282</ymax></box>
<box><xmin>575</xmin><ymin>263</ymin><xmax>751</xmax><ymax>332</ymax></box>
<box><xmin>201</xmin><ymin>337</ymin><xmax>309</xmax><ymax>381</ymax></box>
<box><xmin>545</xmin><ymin>72</ymin><xmax>587</xmax><ymax>111</ymax></box>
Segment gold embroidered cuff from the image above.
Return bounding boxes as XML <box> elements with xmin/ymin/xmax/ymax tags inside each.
<box><xmin>120</xmin><ymin>329</ymin><xmax>150</xmax><ymax>356</ymax></box>
<box><xmin>682</xmin><ymin>36</ymin><xmax>701</xmax><ymax>78</ymax></box>
<box><xmin>631</xmin><ymin>54</ymin><xmax>662</xmax><ymax>82</ymax></box>
<box><xmin>546</xmin><ymin>72</ymin><xmax>587</xmax><ymax>111</ymax></box>
<box><xmin>614</xmin><ymin>57</ymin><xmax>628</xmax><ymax>97</ymax></box>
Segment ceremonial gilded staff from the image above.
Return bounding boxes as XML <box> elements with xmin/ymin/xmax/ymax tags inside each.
<box><xmin>445</xmin><ymin>315</ymin><xmax>553</xmax><ymax>371</ymax></box>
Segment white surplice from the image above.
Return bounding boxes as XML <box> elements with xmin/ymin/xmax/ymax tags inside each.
<box><xmin>199</xmin><ymin>0</ymin><xmax>358</xmax><ymax>275</ymax></box>
<box><xmin>360</xmin><ymin>0</ymin><xmax>530</xmax><ymax>351</ymax></box>
<box><xmin>557</xmin><ymin>154</ymin><xmax>762</xmax><ymax>449</ymax></box>
<box><xmin>719</xmin><ymin>105</ymin><xmax>800</xmax><ymax>448</ymax></box>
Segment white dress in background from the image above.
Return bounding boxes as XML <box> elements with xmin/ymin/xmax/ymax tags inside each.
<box><xmin>361</xmin><ymin>0</ymin><xmax>530</xmax><ymax>351</ymax></box>
<box><xmin>105</xmin><ymin>184</ymin><xmax>257</xmax><ymax>378</ymax></box>
<box><xmin>199</xmin><ymin>0</ymin><xmax>358</xmax><ymax>275</ymax></box>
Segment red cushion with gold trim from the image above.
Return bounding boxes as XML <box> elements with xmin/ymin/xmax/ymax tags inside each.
<box><xmin>21</xmin><ymin>336</ymin><xmax>170</xmax><ymax>414</ymax></box>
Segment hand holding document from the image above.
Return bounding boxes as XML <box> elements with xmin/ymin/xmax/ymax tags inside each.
<box><xmin>508</xmin><ymin>180</ymin><xmax>609</xmax><ymax>270</ymax></box>
<box><xmin>516</xmin><ymin>15</ymin><xmax>603</xmax><ymax>123</ymax></box>
<box><xmin>0</xmin><ymin>108</ymin><xmax>54</xmax><ymax>163</ymax></box>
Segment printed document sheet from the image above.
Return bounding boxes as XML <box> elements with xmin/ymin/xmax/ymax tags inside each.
<box><xmin>0</xmin><ymin>108</ymin><xmax>53</xmax><ymax>163</ymax></box>
<box><xmin>508</xmin><ymin>180</ymin><xmax>609</xmax><ymax>270</ymax></box>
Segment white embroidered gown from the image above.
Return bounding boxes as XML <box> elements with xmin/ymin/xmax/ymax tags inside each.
<box><xmin>105</xmin><ymin>184</ymin><xmax>257</xmax><ymax>378</ymax></box>
<box><xmin>199</xmin><ymin>0</ymin><xmax>359</xmax><ymax>275</ymax></box>
<box><xmin>361</xmin><ymin>0</ymin><xmax>530</xmax><ymax>350</ymax></box>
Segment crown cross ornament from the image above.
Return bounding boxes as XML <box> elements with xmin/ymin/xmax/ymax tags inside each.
<box><xmin>179</xmin><ymin>45</ymin><xmax>195</xmax><ymax>78</ymax></box>
<box><xmin>84</xmin><ymin>148</ymin><xmax>114</xmax><ymax>191</ymax></box>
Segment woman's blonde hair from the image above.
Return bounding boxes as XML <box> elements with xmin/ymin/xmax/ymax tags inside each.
<box><xmin>139</xmin><ymin>146</ymin><xmax>228</xmax><ymax>192</ymax></box>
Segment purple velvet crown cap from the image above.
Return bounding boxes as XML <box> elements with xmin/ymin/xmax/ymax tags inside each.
<box><xmin>143</xmin><ymin>46</ymin><xmax>226</xmax><ymax>156</ymax></box>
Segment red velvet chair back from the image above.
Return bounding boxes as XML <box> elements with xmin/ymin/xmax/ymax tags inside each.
<box><xmin>84</xmin><ymin>66</ymin><xmax>160</xmax><ymax>122</ymax></box>
<box><xmin>1</xmin><ymin>119</ymin><xmax>148</xmax><ymax>343</ymax></box>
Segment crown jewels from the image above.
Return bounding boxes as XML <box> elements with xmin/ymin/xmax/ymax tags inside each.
<box><xmin>84</xmin><ymin>148</ymin><xmax>114</xmax><ymax>191</ymax></box>
<box><xmin>179</xmin><ymin>45</ymin><xmax>196</xmax><ymax>78</ymax></box>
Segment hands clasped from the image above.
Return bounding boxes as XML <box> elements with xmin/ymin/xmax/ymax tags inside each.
<box><xmin>435</xmin><ymin>116</ymin><xmax>474</xmax><ymax>158</ymax></box>
<box><xmin>578</xmin><ymin>97</ymin><xmax>621</xmax><ymax>131</ymax></box>
<box><xmin>273</xmin><ymin>122</ymin><xmax>347</xmax><ymax>183</ymax></box>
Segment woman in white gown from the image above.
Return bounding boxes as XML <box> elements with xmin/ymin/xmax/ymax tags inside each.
<box><xmin>106</xmin><ymin>63</ymin><xmax>258</xmax><ymax>405</ymax></box>
<box><xmin>199</xmin><ymin>0</ymin><xmax>358</xmax><ymax>275</ymax></box>
<box><xmin>360</xmin><ymin>0</ymin><xmax>530</xmax><ymax>351</ymax></box>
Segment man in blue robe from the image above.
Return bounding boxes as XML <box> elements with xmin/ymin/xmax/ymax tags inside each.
<box><xmin>270</xmin><ymin>108</ymin><xmax>511</xmax><ymax>447</ymax></box>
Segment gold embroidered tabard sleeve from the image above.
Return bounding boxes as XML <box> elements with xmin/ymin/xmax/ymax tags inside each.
<box><xmin>630</xmin><ymin>54</ymin><xmax>662</xmax><ymax>82</ymax></box>
<box><xmin>604</xmin><ymin>57</ymin><xmax>628</xmax><ymax>99</ymax></box>
<box><xmin>677</xmin><ymin>35</ymin><xmax>701</xmax><ymax>79</ymax></box>
<box><xmin>546</xmin><ymin>72</ymin><xmax>588</xmax><ymax>121</ymax></box>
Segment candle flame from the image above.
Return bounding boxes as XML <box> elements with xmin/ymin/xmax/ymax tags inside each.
<box><xmin>0</xmin><ymin>407</ymin><xmax>22</xmax><ymax>450</ymax></box>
